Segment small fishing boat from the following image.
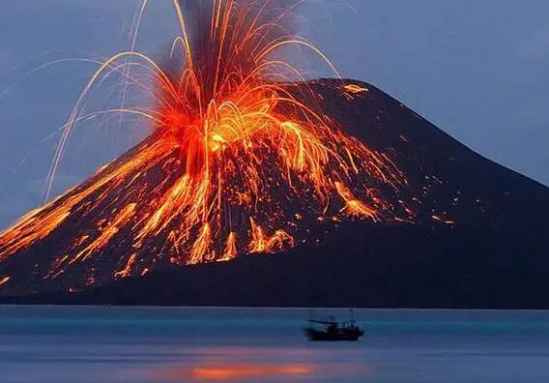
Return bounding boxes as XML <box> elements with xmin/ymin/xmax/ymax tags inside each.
<box><xmin>304</xmin><ymin>312</ymin><xmax>365</xmax><ymax>341</ymax></box>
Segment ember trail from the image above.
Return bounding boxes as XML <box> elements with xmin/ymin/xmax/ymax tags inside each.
<box><xmin>0</xmin><ymin>1</ymin><xmax>411</xmax><ymax>288</ymax></box>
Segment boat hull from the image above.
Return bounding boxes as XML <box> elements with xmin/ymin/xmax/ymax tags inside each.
<box><xmin>304</xmin><ymin>328</ymin><xmax>364</xmax><ymax>341</ymax></box>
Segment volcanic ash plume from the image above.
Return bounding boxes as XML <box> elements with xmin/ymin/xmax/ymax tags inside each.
<box><xmin>0</xmin><ymin>0</ymin><xmax>413</xmax><ymax>294</ymax></box>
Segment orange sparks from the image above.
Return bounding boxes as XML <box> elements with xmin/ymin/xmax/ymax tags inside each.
<box><xmin>114</xmin><ymin>254</ymin><xmax>138</xmax><ymax>279</ymax></box>
<box><xmin>248</xmin><ymin>218</ymin><xmax>294</xmax><ymax>254</ymax></box>
<box><xmin>343</xmin><ymin>83</ymin><xmax>369</xmax><ymax>95</ymax></box>
<box><xmin>0</xmin><ymin>276</ymin><xmax>10</xmax><ymax>288</ymax></box>
<box><xmin>0</xmin><ymin>204</ymin><xmax>71</xmax><ymax>261</ymax></box>
<box><xmin>432</xmin><ymin>214</ymin><xmax>456</xmax><ymax>225</ymax></box>
<box><xmin>335</xmin><ymin>182</ymin><xmax>378</xmax><ymax>220</ymax></box>
<box><xmin>72</xmin><ymin>203</ymin><xmax>137</xmax><ymax>264</ymax></box>
<box><xmin>221</xmin><ymin>232</ymin><xmax>238</xmax><ymax>261</ymax></box>
<box><xmin>189</xmin><ymin>223</ymin><xmax>214</xmax><ymax>265</ymax></box>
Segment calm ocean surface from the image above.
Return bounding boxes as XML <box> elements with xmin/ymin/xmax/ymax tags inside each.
<box><xmin>1</xmin><ymin>306</ymin><xmax>549</xmax><ymax>382</ymax></box>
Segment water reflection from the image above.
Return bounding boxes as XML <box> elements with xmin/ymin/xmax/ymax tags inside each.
<box><xmin>145</xmin><ymin>344</ymin><xmax>371</xmax><ymax>382</ymax></box>
<box><xmin>157</xmin><ymin>362</ymin><xmax>314</xmax><ymax>382</ymax></box>
<box><xmin>191</xmin><ymin>363</ymin><xmax>312</xmax><ymax>381</ymax></box>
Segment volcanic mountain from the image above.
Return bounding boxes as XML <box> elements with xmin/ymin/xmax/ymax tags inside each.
<box><xmin>2</xmin><ymin>79</ymin><xmax>549</xmax><ymax>307</ymax></box>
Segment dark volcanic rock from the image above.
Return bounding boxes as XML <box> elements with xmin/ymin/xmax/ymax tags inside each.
<box><xmin>5</xmin><ymin>223</ymin><xmax>549</xmax><ymax>308</ymax></box>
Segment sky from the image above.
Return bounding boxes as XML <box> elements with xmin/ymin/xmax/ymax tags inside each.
<box><xmin>0</xmin><ymin>0</ymin><xmax>548</xmax><ymax>229</ymax></box>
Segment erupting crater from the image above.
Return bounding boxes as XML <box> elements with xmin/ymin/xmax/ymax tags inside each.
<box><xmin>0</xmin><ymin>0</ymin><xmax>419</xmax><ymax>295</ymax></box>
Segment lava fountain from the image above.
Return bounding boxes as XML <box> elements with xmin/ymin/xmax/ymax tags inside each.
<box><xmin>0</xmin><ymin>0</ymin><xmax>412</xmax><ymax>292</ymax></box>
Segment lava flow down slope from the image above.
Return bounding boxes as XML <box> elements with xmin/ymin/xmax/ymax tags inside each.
<box><xmin>2</xmin><ymin>0</ymin><xmax>549</xmax><ymax>303</ymax></box>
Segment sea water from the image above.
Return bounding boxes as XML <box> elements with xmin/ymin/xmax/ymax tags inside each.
<box><xmin>1</xmin><ymin>306</ymin><xmax>549</xmax><ymax>382</ymax></box>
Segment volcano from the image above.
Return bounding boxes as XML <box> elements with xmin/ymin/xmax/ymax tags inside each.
<box><xmin>2</xmin><ymin>0</ymin><xmax>549</xmax><ymax>306</ymax></box>
<box><xmin>1</xmin><ymin>79</ymin><xmax>549</xmax><ymax>307</ymax></box>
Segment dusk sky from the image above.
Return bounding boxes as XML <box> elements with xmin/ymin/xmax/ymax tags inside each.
<box><xmin>1</xmin><ymin>0</ymin><xmax>548</xmax><ymax>228</ymax></box>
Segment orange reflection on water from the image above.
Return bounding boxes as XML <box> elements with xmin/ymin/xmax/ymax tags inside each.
<box><xmin>157</xmin><ymin>363</ymin><xmax>313</xmax><ymax>382</ymax></box>
<box><xmin>191</xmin><ymin>364</ymin><xmax>312</xmax><ymax>381</ymax></box>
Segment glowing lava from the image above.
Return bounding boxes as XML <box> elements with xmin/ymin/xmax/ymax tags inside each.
<box><xmin>0</xmin><ymin>0</ymin><xmax>413</xmax><ymax>290</ymax></box>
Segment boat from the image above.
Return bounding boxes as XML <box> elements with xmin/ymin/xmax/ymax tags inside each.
<box><xmin>304</xmin><ymin>315</ymin><xmax>365</xmax><ymax>341</ymax></box>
